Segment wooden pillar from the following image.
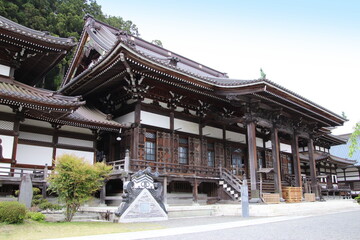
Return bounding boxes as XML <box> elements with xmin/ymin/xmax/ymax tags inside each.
<box><xmin>246</xmin><ymin>120</ymin><xmax>259</xmax><ymax>201</ymax></box>
<box><xmin>271</xmin><ymin>126</ymin><xmax>282</xmax><ymax>195</ymax></box>
<box><xmin>199</xmin><ymin>121</ymin><xmax>204</xmax><ymax>166</ymax></box>
<box><xmin>291</xmin><ymin>133</ymin><xmax>302</xmax><ymax>187</ymax></box>
<box><xmin>222</xmin><ymin>126</ymin><xmax>226</xmax><ymax>168</ymax></box>
<box><xmin>192</xmin><ymin>179</ymin><xmax>199</xmax><ymax>204</ymax></box>
<box><xmin>131</xmin><ymin>101</ymin><xmax>141</xmax><ymax>159</ymax></box>
<box><xmin>262</xmin><ymin>136</ymin><xmax>267</xmax><ymax>168</ymax></box>
<box><xmin>11</xmin><ymin>115</ymin><xmax>20</xmax><ymax>170</ymax></box>
<box><xmin>170</xmin><ymin>111</ymin><xmax>174</xmax><ymax>163</ymax></box>
<box><xmin>308</xmin><ymin>138</ymin><xmax>319</xmax><ymax>198</ymax></box>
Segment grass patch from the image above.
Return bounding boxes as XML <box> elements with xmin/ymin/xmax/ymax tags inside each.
<box><xmin>0</xmin><ymin>220</ymin><xmax>163</xmax><ymax>240</ymax></box>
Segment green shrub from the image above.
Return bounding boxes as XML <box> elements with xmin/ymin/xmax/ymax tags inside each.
<box><xmin>26</xmin><ymin>212</ymin><xmax>45</xmax><ymax>222</ymax></box>
<box><xmin>38</xmin><ymin>201</ymin><xmax>63</xmax><ymax>211</ymax></box>
<box><xmin>0</xmin><ymin>201</ymin><xmax>27</xmax><ymax>224</ymax></box>
<box><xmin>355</xmin><ymin>194</ymin><xmax>360</xmax><ymax>204</ymax></box>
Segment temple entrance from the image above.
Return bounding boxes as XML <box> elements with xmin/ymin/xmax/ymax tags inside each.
<box><xmin>231</xmin><ymin>148</ymin><xmax>244</xmax><ymax>176</ymax></box>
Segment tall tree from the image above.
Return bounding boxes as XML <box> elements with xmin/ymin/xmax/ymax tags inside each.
<box><xmin>0</xmin><ymin>0</ymin><xmax>139</xmax><ymax>90</ymax></box>
<box><xmin>349</xmin><ymin>123</ymin><xmax>360</xmax><ymax>157</ymax></box>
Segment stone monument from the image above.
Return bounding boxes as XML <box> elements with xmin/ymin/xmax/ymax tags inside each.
<box><xmin>18</xmin><ymin>174</ymin><xmax>33</xmax><ymax>208</ymax></box>
<box><xmin>115</xmin><ymin>167</ymin><xmax>168</xmax><ymax>223</ymax></box>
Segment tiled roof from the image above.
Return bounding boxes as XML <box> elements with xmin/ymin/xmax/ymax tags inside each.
<box><xmin>26</xmin><ymin>105</ymin><xmax>122</xmax><ymax>132</ymax></box>
<box><xmin>330</xmin><ymin>134</ymin><xmax>360</xmax><ymax>165</ymax></box>
<box><xmin>299</xmin><ymin>150</ymin><xmax>357</xmax><ymax>166</ymax></box>
<box><xmin>65</xmin><ymin>105</ymin><xmax>122</xmax><ymax>129</ymax></box>
<box><xmin>0</xmin><ymin>76</ymin><xmax>83</xmax><ymax>111</ymax></box>
<box><xmin>0</xmin><ymin>15</ymin><xmax>75</xmax><ymax>47</ymax></box>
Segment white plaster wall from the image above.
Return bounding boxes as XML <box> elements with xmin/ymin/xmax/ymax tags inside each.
<box><xmin>256</xmin><ymin>137</ymin><xmax>263</xmax><ymax>147</ymax></box>
<box><xmin>60</xmin><ymin>125</ymin><xmax>93</xmax><ymax>135</ymax></box>
<box><xmin>143</xmin><ymin>98</ymin><xmax>153</xmax><ymax>104</ymax></box>
<box><xmin>56</xmin><ymin>148</ymin><xmax>94</xmax><ymax>165</ymax></box>
<box><xmin>0</xmin><ymin>120</ymin><xmax>14</xmax><ymax>131</ymax></box>
<box><xmin>22</xmin><ymin>118</ymin><xmax>52</xmax><ymax>129</ymax></box>
<box><xmin>0</xmin><ymin>64</ymin><xmax>10</xmax><ymax>76</ymax></box>
<box><xmin>346</xmin><ymin>176</ymin><xmax>360</xmax><ymax>181</ymax></box>
<box><xmin>225</xmin><ymin>131</ymin><xmax>246</xmax><ymax>143</ymax></box>
<box><xmin>174</xmin><ymin>118</ymin><xmax>199</xmax><ymax>135</ymax></box>
<box><xmin>19</xmin><ymin>132</ymin><xmax>52</xmax><ymax>142</ymax></box>
<box><xmin>203</xmin><ymin>126</ymin><xmax>223</xmax><ymax>139</ymax></box>
<box><xmin>115</xmin><ymin>111</ymin><xmax>135</xmax><ymax>124</ymax></box>
<box><xmin>175</xmin><ymin>106</ymin><xmax>184</xmax><ymax>112</ymax></box>
<box><xmin>58</xmin><ymin>137</ymin><xmax>93</xmax><ymax>148</ymax></box>
<box><xmin>0</xmin><ymin>135</ymin><xmax>14</xmax><ymax>158</ymax></box>
<box><xmin>0</xmin><ymin>105</ymin><xmax>13</xmax><ymax>113</ymax></box>
<box><xmin>141</xmin><ymin>111</ymin><xmax>170</xmax><ymax>129</ymax></box>
<box><xmin>280</xmin><ymin>143</ymin><xmax>292</xmax><ymax>153</ymax></box>
<box><xmin>0</xmin><ymin>163</ymin><xmax>11</xmax><ymax>176</ymax></box>
<box><xmin>17</xmin><ymin>144</ymin><xmax>53</xmax><ymax>166</ymax></box>
<box><xmin>189</xmin><ymin>110</ymin><xmax>196</xmax><ymax>116</ymax></box>
<box><xmin>344</xmin><ymin>172</ymin><xmax>360</xmax><ymax>177</ymax></box>
<box><xmin>158</xmin><ymin>101</ymin><xmax>169</xmax><ymax>109</ymax></box>
<box><xmin>265</xmin><ymin>140</ymin><xmax>272</xmax><ymax>149</ymax></box>
<box><xmin>345</xmin><ymin>167</ymin><xmax>359</xmax><ymax>173</ymax></box>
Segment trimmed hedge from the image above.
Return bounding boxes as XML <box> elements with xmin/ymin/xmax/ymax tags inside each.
<box><xmin>0</xmin><ymin>201</ymin><xmax>27</xmax><ymax>224</ymax></box>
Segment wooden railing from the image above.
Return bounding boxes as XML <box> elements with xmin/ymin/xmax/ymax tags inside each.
<box><xmin>284</xmin><ymin>174</ymin><xmax>296</xmax><ymax>186</ymax></box>
<box><xmin>0</xmin><ymin>165</ymin><xmax>48</xmax><ymax>181</ymax></box>
<box><xmin>130</xmin><ymin>159</ymin><xmax>220</xmax><ymax>177</ymax></box>
<box><xmin>107</xmin><ymin>159</ymin><xmax>125</xmax><ymax>171</ymax></box>
<box><xmin>220</xmin><ymin>167</ymin><xmax>243</xmax><ymax>193</ymax></box>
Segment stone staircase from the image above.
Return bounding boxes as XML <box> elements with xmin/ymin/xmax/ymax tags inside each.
<box><xmin>219</xmin><ymin>168</ymin><xmax>243</xmax><ymax>201</ymax></box>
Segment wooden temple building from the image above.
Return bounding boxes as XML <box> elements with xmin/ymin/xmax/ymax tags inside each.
<box><xmin>0</xmin><ymin>15</ymin><xmax>356</xmax><ymax>203</ymax></box>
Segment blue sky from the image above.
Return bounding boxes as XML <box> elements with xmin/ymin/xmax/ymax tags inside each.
<box><xmin>97</xmin><ymin>0</ymin><xmax>360</xmax><ymax>135</ymax></box>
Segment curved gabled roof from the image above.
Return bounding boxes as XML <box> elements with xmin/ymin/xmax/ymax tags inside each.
<box><xmin>0</xmin><ymin>15</ymin><xmax>75</xmax><ymax>47</ymax></box>
<box><xmin>0</xmin><ymin>76</ymin><xmax>83</xmax><ymax>111</ymax></box>
<box><xmin>61</xmin><ymin>15</ymin><xmax>346</xmax><ymax>129</ymax></box>
<box><xmin>0</xmin><ymin>15</ymin><xmax>76</xmax><ymax>85</ymax></box>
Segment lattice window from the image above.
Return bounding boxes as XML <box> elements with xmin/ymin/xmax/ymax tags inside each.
<box><xmin>145</xmin><ymin>131</ymin><xmax>156</xmax><ymax>161</ymax></box>
<box><xmin>145</xmin><ymin>132</ymin><xmax>156</xmax><ymax>139</ymax></box>
<box><xmin>178</xmin><ymin>137</ymin><xmax>188</xmax><ymax>164</ymax></box>
<box><xmin>207</xmin><ymin>143</ymin><xmax>215</xmax><ymax>167</ymax></box>
<box><xmin>0</xmin><ymin>120</ymin><xmax>13</xmax><ymax>131</ymax></box>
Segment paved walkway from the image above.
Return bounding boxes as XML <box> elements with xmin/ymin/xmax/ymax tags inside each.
<box><xmin>45</xmin><ymin>199</ymin><xmax>359</xmax><ymax>240</ymax></box>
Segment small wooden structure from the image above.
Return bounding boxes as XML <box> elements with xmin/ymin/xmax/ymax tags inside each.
<box><xmin>282</xmin><ymin>187</ymin><xmax>302</xmax><ymax>203</ymax></box>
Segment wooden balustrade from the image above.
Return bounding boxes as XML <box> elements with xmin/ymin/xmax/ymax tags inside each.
<box><xmin>0</xmin><ymin>165</ymin><xmax>47</xmax><ymax>181</ymax></box>
<box><xmin>107</xmin><ymin>159</ymin><xmax>125</xmax><ymax>171</ymax></box>
<box><xmin>129</xmin><ymin>159</ymin><xmax>220</xmax><ymax>177</ymax></box>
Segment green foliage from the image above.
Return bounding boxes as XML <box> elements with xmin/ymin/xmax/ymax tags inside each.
<box><xmin>349</xmin><ymin>122</ymin><xmax>360</xmax><ymax>157</ymax></box>
<box><xmin>48</xmin><ymin>154</ymin><xmax>112</xmax><ymax>221</ymax></box>
<box><xmin>0</xmin><ymin>201</ymin><xmax>27</xmax><ymax>224</ymax></box>
<box><xmin>32</xmin><ymin>187</ymin><xmax>41</xmax><ymax>195</ymax></box>
<box><xmin>30</xmin><ymin>188</ymin><xmax>63</xmax><ymax>211</ymax></box>
<box><xmin>354</xmin><ymin>194</ymin><xmax>360</xmax><ymax>204</ymax></box>
<box><xmin>38</xmin><ymin>201</ymin><xmax>63</xmax><ymax>211</ymax></box>
<box><xmin>26</xmin><ymin>211</ymin><xmax>45</xmax><ymax>222</ymax></box>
